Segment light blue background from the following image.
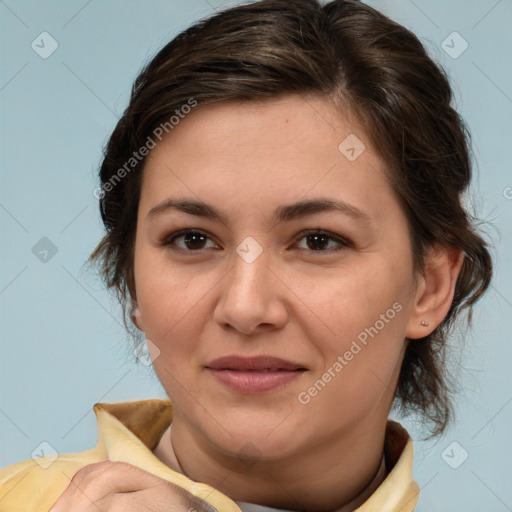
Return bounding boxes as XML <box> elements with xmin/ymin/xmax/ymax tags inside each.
<box><xmin>1</xmin><ymin>1</ymin><xmax>511</xmax><ymax>510</ymax></box>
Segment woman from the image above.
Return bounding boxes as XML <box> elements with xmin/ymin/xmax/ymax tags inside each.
<box><xmin>0</xmin><ymin>0</ymin><xmax>492</xmax><ymax>510</ymax></box>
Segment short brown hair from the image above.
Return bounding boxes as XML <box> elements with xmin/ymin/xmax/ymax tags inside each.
<box><xmin>89</xmin><ymin>0</ymin><xmax>492</xmax><ymax>437</ymax></box>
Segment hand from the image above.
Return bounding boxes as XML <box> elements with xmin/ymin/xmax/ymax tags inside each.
<box><xmin>50</xmin><ymin>460</ymin><xmax>218</xmax><ymax>512</ymax></box>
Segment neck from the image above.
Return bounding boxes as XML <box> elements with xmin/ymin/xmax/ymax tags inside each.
<box><xmin>159</xmin><ymin>412</ymin><xmax>388</xmax><ymax>511</ymax></box>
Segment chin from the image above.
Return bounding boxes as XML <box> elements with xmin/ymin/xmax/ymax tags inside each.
<box><xmin>198</xmin><ymin>410</ymin><xmax>303</xmax><ymax>460</ymax></box>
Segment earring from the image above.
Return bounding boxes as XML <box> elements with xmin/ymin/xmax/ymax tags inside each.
<box><xmin>130</xmin><ymin>303</ymin><xmax>139</xmax><ymax>324</ymax></box>
<box><xmin>420</xmin><ymin>320</ymin><xmax>429</xmax><ymax>327</ymax></box>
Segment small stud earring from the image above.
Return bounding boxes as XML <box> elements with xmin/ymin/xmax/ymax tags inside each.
<box><xmin>420</xmin><ymin>320</ymin><xmax>429</xmax><ymax>327</ymax></box>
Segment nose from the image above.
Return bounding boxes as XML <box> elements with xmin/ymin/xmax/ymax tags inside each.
<box><xmin>213</xmin><ymin>248</ymin><xmax>289</xmax><ymax>336</ymax></box>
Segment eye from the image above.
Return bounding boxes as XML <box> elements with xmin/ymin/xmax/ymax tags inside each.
<box><xmin>294</xmin><ymin>230</ymin><xmax>351</xmax><ymax>253</ymax></box>
<box><xmin>162</xmin><ymin>230</ymin><xmax>218</xmax><ymax>252</ymax></box>
<box><xmin>161</xmin><ymin>228</ymin><xmax>351</xmax><ymax>254</ymax></box>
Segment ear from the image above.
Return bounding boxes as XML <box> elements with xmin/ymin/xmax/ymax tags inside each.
<box><xmin>406</xmin><ymin>244</ymin><xmax>464</xmax><ymax>339</ymax></box>
<box><xmin>130</xmin><ymin>300</ymin><xmax>144</xmax><ymax>332</ymax></box>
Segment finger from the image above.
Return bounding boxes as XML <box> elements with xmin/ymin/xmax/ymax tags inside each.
<box><xmin>51</xmin><ymin>461</ymin><xmax>161</xmax><ymax>510</ymax></box>
<box><xmin>125</xmin><ymin>486</ymin><xmax>221</xmax><ymax>512</ymax></box>
<box><xmin>73</xmin><ymin>461</ymin><xmax>165</xmax><ymax>492</ymax></box>
<box><xmin>51</xmin><ymin>461</ymin><xmax>220</xmax><ymax>512</ymax></box>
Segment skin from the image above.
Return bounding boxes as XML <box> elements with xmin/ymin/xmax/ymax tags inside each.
<box><xmin>52</xmin><ymin>95</ymin><xmax>463</xmax><ymax>511</ymax></box>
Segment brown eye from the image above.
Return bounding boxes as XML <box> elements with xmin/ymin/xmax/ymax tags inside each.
<box><xmin>163</xmin><ymin>230</ymin><xmax>216</xmax><ymax>251</ymax></box>
<box><xmin>296</xmin><ymin>230</ymin><xmax>350</xmax><ymax>253</ymax></box>
<box><xmin>306</xmin><ymin>233</ymin><xmax>330</xmax><ymax>251</ymax></box>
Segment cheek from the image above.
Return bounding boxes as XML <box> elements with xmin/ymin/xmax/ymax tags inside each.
<box><xmin>293</xmin><ymin>258</ymin><xmax>410</xmax><ymax>406</ymax></box>
<box><xmin>134</xmin><ymin>261</ymin><xmax>220</xmax><ymax>401</ymax></box>
<box><xmin>298</xmin><ymin>312</ymin><xmax>407</xmax><ymax>428</ymax></box>
<box><xmin>290</xmin><ymin>256</ymin><xmax>411</xmax><ymax>345</ymax></box>
<box><xmin>134</xmin><ymin>249</ymin><xmax>215</xmax><ymax>334</ymax></box>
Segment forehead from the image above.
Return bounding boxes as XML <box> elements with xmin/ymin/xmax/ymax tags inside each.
<box><xmin>139</xmin><ymin>95</ymin><xmax>398</xmax><ymax>223</ymax></box>
<box><xmin>146</xmin><ymin>95</ymin><xmax>367</xmax><ymax>165</ymax></box>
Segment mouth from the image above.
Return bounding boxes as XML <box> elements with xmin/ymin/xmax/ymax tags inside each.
<box><xmin>205</xmin><ymin>356</ymin><xmax>307</xmax><ymax>393</ymax></box>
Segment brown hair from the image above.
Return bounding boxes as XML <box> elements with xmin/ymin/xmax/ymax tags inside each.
<box><xmin>89</xmin><ymin>0</ymin><xmax>492</xmax><ymax>437</ymax></box>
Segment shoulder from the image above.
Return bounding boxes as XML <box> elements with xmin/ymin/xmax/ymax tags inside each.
<box><xmin>0</xmin><ymin>447</ymin><xmax>102</xmax><ymax>510</ymax></box>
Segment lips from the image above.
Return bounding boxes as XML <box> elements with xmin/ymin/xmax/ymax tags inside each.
<box><xmin>205</xmin><ymin>356</ymin><xmax>307</xmax><ymax>393</ymax></box>
<box><xmin>206</xmin><ymin>355</ymin><xmax>306</xmax><ymax>372</ymax></box>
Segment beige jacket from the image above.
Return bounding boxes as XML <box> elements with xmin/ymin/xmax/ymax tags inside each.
<box><xmin>0</xmin><ymin>399</ymin><xmax>419</xmax><ymax>511</ymax></box>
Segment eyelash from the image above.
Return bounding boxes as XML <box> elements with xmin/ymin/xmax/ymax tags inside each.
<box><xmin>160</xmin><ymin>229</ymin><xmax>351</xmax><ymax>254</ymax></box>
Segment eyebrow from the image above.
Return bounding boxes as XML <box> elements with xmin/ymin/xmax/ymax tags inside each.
<box><xmin>147</xmin><ymin>197</ymin><xmax>373</xmax><ymax>225</ymax></box>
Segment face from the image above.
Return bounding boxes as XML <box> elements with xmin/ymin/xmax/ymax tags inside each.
<box><xmin>133</xmin><ymin>95</ymin><xmax>419</xmax><ymax>460</ymax></box>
